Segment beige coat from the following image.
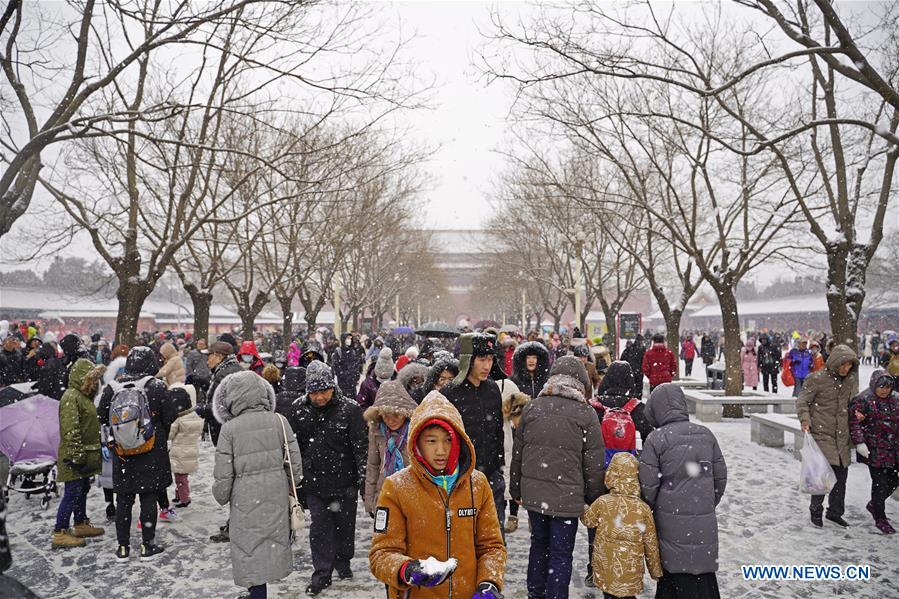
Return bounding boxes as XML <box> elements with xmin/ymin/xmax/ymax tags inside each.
<box><xmin>581</xmin><ymin>452</ymin><xmax>663</xmax><ymax>596</ymax></box>
<box><xmin>168</xmin><ymin>384</ymin><xmax>204</xmax><ymax>474</ymax></box>
<box><xmin>157</xmin><ymin>342</ymin><xmax>186</xmax><ymax>387</ymax></box>
<box><xmin>797</xmin><ymin>345</ymin><xmax>859</xmax><ymax>467</ymax></box>
<box><xmin>363</xmin><ymin>380</ymin><xmax>417</xmax><ymax>513</ymax></box>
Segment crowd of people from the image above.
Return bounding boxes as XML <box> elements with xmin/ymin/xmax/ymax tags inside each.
<box><xmin>0</xmin><ymin>319</ymin><xmax>897</xmax><ymax>599</ymax></box>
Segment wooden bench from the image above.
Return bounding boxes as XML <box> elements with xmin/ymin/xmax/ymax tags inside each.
<box><xmin>682</xmin><ymin>390</ymin><xmax>796</xmax><ymax>422</ymax></box>
<box><xmin>750</xmin><ymin>413</ymin><xmax>804</xmax><ymax>461</ymax></box>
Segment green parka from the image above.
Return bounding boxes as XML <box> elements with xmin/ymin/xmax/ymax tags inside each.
<box><xmin>56</xmin><ymin>359</ymin><xmax>104</xmax><ymax>482</ymax></box>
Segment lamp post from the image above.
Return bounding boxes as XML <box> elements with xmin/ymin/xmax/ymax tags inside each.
<box><xmin>574</xmin><ymin>231</ymin><xmax>586</xmax><ymax>334</ymax></box>
<box><xmin>333</xmin><ymin>273</ymin><xmax>341</xmax><ymax>337</ymax></box>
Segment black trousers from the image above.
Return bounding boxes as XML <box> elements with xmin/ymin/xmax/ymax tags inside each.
<box><xmin>116</xmin><ymin>491</ymin><xmax>157</xmax><ymax>546</ymax></box>
<box><xmin>868</xmin><ymin>465</ymin><xmax>899</xmax><ymax>520</ymax></box>
<box><xmin>810</xmin><ymin>464</ymin><xmax>849</xmax><ymax>518</ymax></box>
<box><xmin>684</xmin><ymin>359</ymin><xmax>694</xmax><ymax>377</ymax></box>
<box><xmin>761</xmin><ymin>370</ymin><xmax>778</xmax><ymax>393</ymax></box>
<box><xmin>655</xmin><ymin>572</ymin><xmax>720</xmax><ymax>599</ymax></box>
<box><xmin>308</xmin><ymin>494</ymin><xmax>357</xmax><ymax>585</ymax></box>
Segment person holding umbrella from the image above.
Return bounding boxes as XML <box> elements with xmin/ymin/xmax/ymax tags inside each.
<box><xmin>52</xmin><ymin>358</ymin><xmax>107</xmax><ymax>548</ymax></box>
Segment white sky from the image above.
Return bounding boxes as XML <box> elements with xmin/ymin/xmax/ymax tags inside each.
<box><xmin>390</xmin><ymin>1</ymin><xmax>526</xmax><ymax>229</ymax></box>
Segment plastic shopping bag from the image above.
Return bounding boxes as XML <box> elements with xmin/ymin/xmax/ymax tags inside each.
<box><xmin>799</xmin><ymin>433</ymin><xmax>837</xmax><ymax>494</ymax></box>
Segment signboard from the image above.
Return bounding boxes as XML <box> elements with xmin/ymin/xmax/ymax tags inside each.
<box><xmin>618</xmin><ymin>313</ymin><xmax>642</xmax><ymax>339</ymax></box>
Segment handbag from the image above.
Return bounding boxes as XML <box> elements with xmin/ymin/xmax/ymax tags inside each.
<box><xmin>278</xmin><ymin>415</ymin><xmax>305</xmax><ymax>531</ymax></box>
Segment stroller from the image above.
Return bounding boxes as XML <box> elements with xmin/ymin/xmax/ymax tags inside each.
<box><xmin>0</xmin><ymin>394</ymin><xmax>61</xmax><ymax>509</ymax></box>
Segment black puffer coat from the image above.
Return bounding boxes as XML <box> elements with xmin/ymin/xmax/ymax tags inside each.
<box><xmin>97</xmin><ymin>347</ymin><xmax>179</xmax><ymax>494</ymax></box>
<box><xmin>442</xmin><ymin>377</ymin><xmax>505</xmax><ymax>477</ymax></box>
<box><xmin>199</xmin><ymin>354</ymin><xmax>242</xmax><ymax>445</ymax></box>
<box><xmin>330</xmin><ymin>333</ymin><xmax>364</xmax><ymax>397</ymax></box>
<box><xmin>510</xmin><ymin>341</ymin><xmax>550</xmax><ymax>399</ymax></box>
<box><xmin>287</xmin><ymin>392</ymin><xmax>367</xmax><ymax>499</ymax></box>
<box><xmin>275</xmin><ymin>366</ymin><xmax>306</xmax><ymax>417</ymax></box>
<box><xmin>591</xmin><ymin>361</ymin><xmax>654</xmax><ymax>443</ymax></box>
<box><xmin>35</xmin><ymin>343</ymin><xmax>66</xmax><ymax>400</ymax></box>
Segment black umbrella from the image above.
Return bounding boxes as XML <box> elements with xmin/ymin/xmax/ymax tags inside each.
<box><xmin>415</xmin><ymin>322</ymin><xmax>460</xmax><ymax>338</ymax></box>
<box><xmin>0</xmin><ymin>382</ymin><xmax>39</xmax><ymax>408</ymax></box>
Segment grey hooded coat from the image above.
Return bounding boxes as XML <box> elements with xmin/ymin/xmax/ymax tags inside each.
<box><xmin>638</xmin><ymin>384</ymin><xmax>727</xmax><ymax>575</ymax></box>
<box><xmin>212</xmin><ymin>371</ymin><xmax>303</xmax><ymax>589</ymax></box>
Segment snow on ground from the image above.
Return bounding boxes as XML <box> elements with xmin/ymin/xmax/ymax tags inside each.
<box><xmin>5</xmin><ymin>361</ymin><xmax>896</xmax><ymax>598</ymax></box>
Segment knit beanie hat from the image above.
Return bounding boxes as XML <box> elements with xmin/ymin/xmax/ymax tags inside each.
<box><xmin>549</xmin><ymin>355</ymin><xmax>591</xmax><ymax>394</ymax></box>
<box><xmin>374</xmin><ymin>347</ymin><xmax>395</xmax><ymax>381</ymax></box>
<box><xmin>305</xmin><ymin>360</ymin><xmax>336</xmax><ymax>393</ymax></box>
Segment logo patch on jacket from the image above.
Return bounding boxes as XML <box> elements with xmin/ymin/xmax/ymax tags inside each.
<box><xmin>374</xmin><ymin>507</ymin><xmax>389</xmax><ymax>533</ymax></box>
<box><xmin>457</xmin><ymin>508</ymin><xmax>477</xmax><ymax>518</ymax></box>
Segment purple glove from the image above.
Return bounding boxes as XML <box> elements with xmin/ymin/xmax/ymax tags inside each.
<box><xmin>401</xmin><ymin>559</ymin><xmax>455</xmax><ymax>587</ymax></box>
<box><xmin>472</xmin><ymin>582</ymin><xmax>503</xmax><ymax>599</ymax></box>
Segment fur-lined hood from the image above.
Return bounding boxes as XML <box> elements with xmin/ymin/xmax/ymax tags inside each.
<box><xmin>538</xmin><ymin>373</ymin><xmax>587</xmax><ymax>403</ymax></box>
<box><xmin>212</xmin><ymin>370</ymin><xmax>276</xmax><ymax>424</ymax></box>
<box><xmin>364</xmin><ymin>380</ymin><xmax>418</xmax><ymax>424</ymax></box>
<box><xmin>502</xmin><ymin>391</ymin><xmax>531</xmax><ymax>420</ymax></box>
<box><xmin>396</xmin><ymin>362</ymin><xmax>428</xmax><ymax>392</ymax></box>
<box><xmin>68</xmin><ymin>358</ymin><xmax>106</xmax><ymax>397</ymax></box>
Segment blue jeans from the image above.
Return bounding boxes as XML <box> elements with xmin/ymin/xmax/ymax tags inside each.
<box><xmin>526</xmin><ymin>510</ymin><xmax>578</xmax><ymax>599</ymax></box>
<box><xmin>793</xmin><ymin>377</ymin><xmax>805</xmax><ymax>397</ymax></box>
<box><xmin>54</xmin><ymin>477</ymin><xmax>90</xmax><ymax>531</ymax></box>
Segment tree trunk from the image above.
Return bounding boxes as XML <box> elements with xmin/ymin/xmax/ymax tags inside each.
<box><xmin>304</xmin><ymin>311</ymin><xmax>318</xmax><ymax>331</ymax></box>
<box><xmin>600</xmin><ymin>305</ymin><xmax>618</xmax><ymax>358</ymax></box>
<box><xmin>231</xmin><ymin>290</ymin><xmax>269</xmax><ymax>339</ymax></box>
<box><xmin>824</xmin><ymin>242</ymin><xmax>864</xmax><ymax>352</ymax></box>
<box><xmin>184</xmin><ymin>284</ymin><xmax>213</xmax><ymax>343</ymax></box>
<box><xmin>115</xmin><ymin>278</ymin><xmax>153</xmax><ymax>347</ymax></box>
<box><xmin>277</xmin><ymin>294</ymin><xmax>294</xmax><ymax>350</ymax></box>
<box><xmin>663</xmin><ymin>309</ymin><xmax>684</xmax><ymax>381</ymax></box>
<box><xmin>715</xmin><ymin>285</ymin><xmax>744</xmax><ymax>416</ymax></box>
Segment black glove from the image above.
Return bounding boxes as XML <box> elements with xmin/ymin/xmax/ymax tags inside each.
<box><xmin>296</xmin><ymin>487</ymin><xmax>307</xmax><ymax>510</ymax></box>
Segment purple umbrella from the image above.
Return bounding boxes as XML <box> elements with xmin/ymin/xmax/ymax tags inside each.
<box><xmin>0</xmin><ymin>394</ymin><xmax>60</xmax><ymax>462</ymax></box>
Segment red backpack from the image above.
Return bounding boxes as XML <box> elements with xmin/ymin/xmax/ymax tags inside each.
<box><xmin>601</xmin><ymin>398</ymin><xmax>640</xmax><ymax>467</ymax></box>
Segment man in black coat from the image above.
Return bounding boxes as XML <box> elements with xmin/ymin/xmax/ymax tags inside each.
<box><xmin>330</xmin><ymin>332</ymin><xmax>363</xmax><ymax>400</ymax></box>
<box><xmin>97</xmin><ymin>346</ymin><xmax>178</xmax><ymax>562</ymax></box>
<box><xmin>0</xmin><ymin>336</ymin><xmax>24</xmax><ymax>386</ymax></box>
<box><xmin>620</xmin><ymin>333</ymin><xmax>647</xmax><ymax>397</ymax></box>
<box><xmin>288</xmin><ymin>360</ymin><xmax>367</xmax><ymax>595</ymax></box>
<box><xmin>35</xmin><ymin>342</ymin><xmax>66</xmax><ymax>400</ymax></box>
<box><xmin>59</xmin><ymin>333</ymin><xmax>90</xmax><ymax>386</ymax></box>
<box><xmin>441</xmin><ymin>332</ymin><xmax>507</xmax><ymax>534</ymax></box>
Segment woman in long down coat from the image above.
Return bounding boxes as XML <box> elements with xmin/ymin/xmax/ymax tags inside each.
<box><xmin>213</xmin><ymin>371</ymin><xmax>303</xmax><ymax>599</ymax></box>
<box><xmin>740</xmin><ymin>339</ymin><xmax>760</xmax><ymax>390</ymax></box>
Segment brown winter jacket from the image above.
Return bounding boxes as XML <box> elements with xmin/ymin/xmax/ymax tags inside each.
<box><xmin>581</xmin><ymin>452</ymin><xmax>663</xmax><ymax>597</ymax></box>
<box><xmin>797</xmin><ymin>345</ymin><xmax>859</xmax><ymax>467</ymax></box>
<box><xmin>363</xmin><ymin>381</ymin><xmax>418</xmax><ymax>514</ymax></box>
<box><xmin>369</xmin><ymin>391</ymin><xmax>507</xmax><ymax>599</ymax></box>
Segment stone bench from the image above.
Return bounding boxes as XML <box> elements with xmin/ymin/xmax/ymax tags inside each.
<box><xmin>682</xmin><ymin>390</ymin><xmax>796</xmax><ymax>422</ymax></box>
<box><xmin>642</xmin><ymin>377</ymin><xmax>708</xmax><ymax>399</ymax></box>
<box><xmin>750</xmin><ymin>413</ymin><xmax>804</xmax><ymax>461</ymax></box>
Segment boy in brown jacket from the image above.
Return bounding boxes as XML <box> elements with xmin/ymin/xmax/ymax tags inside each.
<box><xmin>581</xmin><ymin>452</ymin><xmax>663</xmax><ymax>599</ymax></box>
<box><xmin>369</xmin><ymin>390</ymin><xmax>507</xmax><ymax>598</ymax></box>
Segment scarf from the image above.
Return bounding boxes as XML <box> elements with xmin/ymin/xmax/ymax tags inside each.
<box><xmin>379</xmin><ymin>420</ymin><xmax>409</xmax><ymax>477</ymax></box>
<box><xmin>422</xmin><ymin>466</ymin><xmax>460</xmax><ymax>496</ymax></box>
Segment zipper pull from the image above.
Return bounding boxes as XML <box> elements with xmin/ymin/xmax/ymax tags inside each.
<box><xmin>445</xmin><ymin>508</ymin><xmax>451</xmax><ymax>531</ymax></box>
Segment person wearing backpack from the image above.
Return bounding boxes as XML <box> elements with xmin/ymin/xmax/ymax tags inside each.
<box><xmin>97</xmin><ymin>346</ymin><xmax>179</xmax><ymax>562</ymax></box>
<box><xmin>584</xmin><ymin>360</ymin><xmax>654</xmax><ymax>586</ymax></box>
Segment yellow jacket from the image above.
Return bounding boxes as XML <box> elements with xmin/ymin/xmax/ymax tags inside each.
<box><xmin>369</xmin><ymin>391</ymin><xmax>506</xmax><ymax>598</ymax></box>
<box><xmin>581</xmin><ymin>452</ymin><xmax>663</xmax><ymax>596</ymax></box>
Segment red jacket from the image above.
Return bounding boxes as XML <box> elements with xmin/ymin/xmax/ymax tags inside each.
<box><xmin>642</xmin><ymin>344</ymin><xmax>677</xmax><ymax>386</ymax></box>
<box><xmin>681</xmin><ymin>340</ymin><xmax>697</xmax><ymax>360</ymax></box>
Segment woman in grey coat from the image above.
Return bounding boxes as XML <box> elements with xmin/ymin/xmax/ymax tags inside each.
<box><xmin>212</xmin><ymin>371</ymin><xmax>303</xmax><ymax>599</ymax></box>
<box><xmin>639</xmin><ymin>383</ymin><xmax>727</xmax><ymax>599</ymax></box>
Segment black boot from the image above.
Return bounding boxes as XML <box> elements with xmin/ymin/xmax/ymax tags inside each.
<box><xmin>810</xmin><ymin>512</ymin><xmax>823</xmax><ymax>528</ymax></box>
<box><xmin>826</xmin><ymin>514</ymin><xmax>849</xmax><ymax>528</ymax></box>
